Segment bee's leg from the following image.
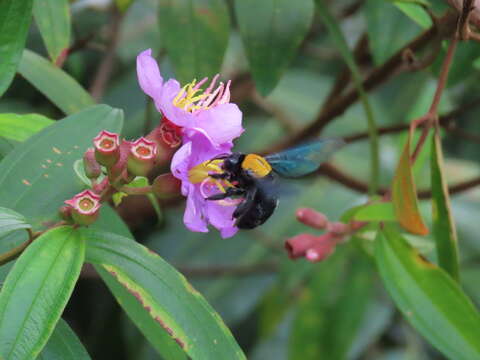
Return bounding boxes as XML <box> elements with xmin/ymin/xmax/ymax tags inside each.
<box><xmin>206</xmin><ymin>187</ymin><xmax>245</xmax><ymax>201</ymax></box>
<box><xmin>209</xmin><ymin>172</ymin><xmax>229</xmax><ymax>180</ymax></box>
<box><xmin>233</xmin><ymin>188</ymin><xmax>256</xmax><ymax>219</ymax></box>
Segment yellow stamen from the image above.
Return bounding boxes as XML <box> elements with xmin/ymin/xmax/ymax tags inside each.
<box><xmin>188</xmin><ymin>159</ymin><xmax>234</xmax><ymax>193</ymax></box>
<box><xmin>173</xmin><ymin>80</ymin><xmax>208</xmax><ymax>112</ymax></box>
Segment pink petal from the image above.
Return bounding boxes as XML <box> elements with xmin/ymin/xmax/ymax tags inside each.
<box><xmin>171</xmin><ymin>141</ymin><xmax>192</xmax><ymax>181</ymax></box>
<box><xmin>206</xmin><ymin>201</ymin><xmax>238</xmax><ymax>238</ymax></box>
<box><xmin>159</xmin><ymin>79</ymin><xmax>192</xmax><ymax>127</ymax></box>
<box><xmin>193</xmin><ymin>103</ymin><xmax>243</xmax><ymax>145</ymax></box>
<box><xmin>136</xmin><ymin>49</ymin><xmax>164</xmax><ymax>101</ymax></box>
<box><xmin>183</xmin><ymin>187</ymin><xmax>208</xmax><ymax>233</ymax></box>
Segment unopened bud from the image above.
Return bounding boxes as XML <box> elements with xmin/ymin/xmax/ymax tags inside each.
<box><xmin>296</xmin><ymin>208</ymin><xmax>328</xmax><ymax>229</ymax></box>
<box><xmin>83</xmin><ymin>148</ymin><xmax>102</xmax><ymax>179</ymax></box>
<box><xmin>64</xmin><ymin>190</ymin><xmax>101</xmax><ymax>226</ymax></box>
<box><xmin>93</xmin><ymin>130</ymin><xmax>120</xmax><ymax>167</ymax></box>
<box><xmin>285</xmin><ymin>233</ymin><xmax>318</xmax><ymax>259</ymax></box>
<box><xmin>152</xmin><ymin>173</ymin><xmax>181</xmax><ymax>199</ymax></box>
<box><xmin>59</xmin><ymin>205</ymin><xmax>72</xmax><ymax>222</ymax></box>
<box><xmin>127</xmin><ymin>137</ymin><xmax>157</xmax><ymax>176</ymax></box>
<box><xmin>285</xmin><ymin>233</ymin><xmax>338</xmax><ymax>263</ymax></box>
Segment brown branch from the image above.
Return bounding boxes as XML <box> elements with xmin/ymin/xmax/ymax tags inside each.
<box><xmin>266</xmin><ymin>11</ymin><xmax>458</xmax><ymax>153</ymax></box>
<box><xmin>343</xmin><ymin>96</ymin><xmax>480</xmax><ymax>143</ymax></box>
<box><xmin>89</xmin><ymin>9</ymin><xmax>124</xmax><ymax>101</ymax></box>
<box><xmin>320</xmin><ymin>162</ymin><xmax>480</xmax><ymax>199</ymax></box>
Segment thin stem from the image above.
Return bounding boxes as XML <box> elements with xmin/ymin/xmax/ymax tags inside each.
<box><xmin>0</xmin><ymin>230</ymin><xmax>31</xmax><ymax>266</ymax></box>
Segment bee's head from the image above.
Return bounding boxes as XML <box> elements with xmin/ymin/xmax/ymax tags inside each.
<box><xmin>221</xmin><ymin>153</ymin><xmax>244</xmax><ymax>172</ymax></box>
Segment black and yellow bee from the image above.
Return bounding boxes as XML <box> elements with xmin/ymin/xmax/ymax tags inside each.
<box><xmin>206</xmin><ymin>139</ymin><xmax>344</xmax><ymax>229</ymax></box>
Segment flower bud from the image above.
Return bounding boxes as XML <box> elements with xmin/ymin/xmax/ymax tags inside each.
<box><xmin>285</xmin><ymin>233</ymin><xmax>338</xmax><ymax>263</ymax></box>
<box><xmin>93</xmin><ymin>130</ymin><xmax>120</xmax><ymax>167</ymax></box>
<box><xmin>152</xmin><ymin>173</ymin><xmax>181</xmax><ymax>199</ymax></box>
<box><xmin>64</xmin><ymin>190</ymin><xmax>101</xmax><ymax>226</ymax></box>
<box><xmin>83</xmin><ymin>148</ymin><xmax>102</xmax><ymax>179</ymax></box>
<box><xmin>285</xmin><ymin>233</ymin><xmax>318</xmax><ymax>259</ymax></box>
<box><xmin>296</xmin><ymin>208</ymin><xmax>328</xmax><ymax>229</ymax></box>
<box><xmin>127</xmin><ymin>137</ymin><xmax>157</xmax><ymax>176</ymax></box>
<box><xmin>59</xmin><ymin>205</ymin><xmax>72</xmax><ymax>222</ymax></box>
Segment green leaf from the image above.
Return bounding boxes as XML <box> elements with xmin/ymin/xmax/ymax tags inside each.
<box><xmin>39</xmin><ymin>319</ymin><xmax>91</xmax><ymax>360</ymax></box>
<box><xmin>430</xmin><ymin>133</ymin><xmax>459</xmax><ymax>281</ymax></box>
<box><xmin>235</xmin><ymin>0</ymin><xmax>314</xmax><ymax>95</ymax></box>
<box><xmin>375</xmin><ymin>225</ymin><xmax>480</xmax><ymax>360</ymax></box>
<box><xmin>394</xmin><ymin>1</ymin><xmax>432</xmax><ymax>28</ymax></box>
<box><xmin>315</xmin><ymin>0</ymin><xmax>379</xmax><ymax>193</ymax></box>
<box><xmin>0</xmin><ymin>113</ymin><xmax>54</xmax><ymax>142</ymax></box>
<box><xmin>0</xmin><ymin>207</ymin><xmax>31</xmax><ymax>239</ymax></box>
<box><xmin>0</xmin><ymin>226</ymin><xmax>85</xmax><ymax>359</ymax></box>
<box><xmin>84</xmin><ymin>229</ymin><xmax>246</xmax><ymax>360</ymax></box>
<box><xmin>33</xmin><ymin>0</ymin><xmax>71</xmax><ymax>63</ymax></box>
<box><xmin>115</xmin><ymin>0</ymin><xmax>135</xmax><ymax>12</ymax></box>
<box><xmin>97</xmin><ymin>267</ymin><xmax>187</xmax><ymax>360</ymax></box>
<box><xmin>365</xmin><ymin>0</ymin><xmax>422</xmax><ymax>65</ymax></box>
<box><xmin>392</xmin><ymin>131</ymin><xmax>429</xmax><ymax>235</ymax></box>
<box><xmin>18</xmin><ymin>50</ymin><xmax>94</xmax><ymax>115</ymax></box>
<box><xmin>158</xmin><ymin>0</ymin><xmax>230</xmax><ymax>85</ymax></box>
<box><xmin>353</xmin><ymin>202</ymin><xmax>397</xmax><ymax>222</ymax></box>
<box><xmin>289</xmin><ymin>247</ymin><xmax>374</xmax><ymax>360</ymax></box>
<box><xmin>0</xmin><ymin>0</ymin><xmax>34</xmax><ymax>97</ymax></box>
<box><xmin>0</xmin><ymin>105</ymin><xmax>123</xmax><ymax>229</ymax></box>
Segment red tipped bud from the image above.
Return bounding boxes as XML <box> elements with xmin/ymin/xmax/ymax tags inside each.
<box><xmin>158</xmin><ymin>117</ymin><xmax>182</xmax><ymax>148</ymax></box>
<box><xmin>59</xmin><ymin>205</ymin><xmax>72</xmax><ymax>222</ymax></box>
<box><xmin>64</xmin><ymin>190</ymin><xmax>101</xmax><ymax>226</ymax></box>
<box><xmin>83</xmin><ymin>148</ymin><xmax>102</xmax><ymax>179</ymax></box>
<box><xmin>93</xmin><ymin>130</ymin><xmax>120</xmax><ymax>167</ymax></box>
<box><xmin>285</xmin><ymin>233</ymin><xmax>338</xmax><ymax>263</ymax></box>
<box><xmin>285</xmin><ymin>233</ymin><xmax>317</xmax><ymax>259</ymax></box>
<box><xmin>296</xmin><ymin>208</ymin><xmax>328</xmax><ymax>229</ymax></box>
<box><xmin>152</xmin><ymin>173</ymin><xmax>181</xmax><ymax>199</ymax></box>
<box><xmin>127</xmin><ymin>137</ymin><xmax>157</xmax><ymax>176</ymax></box>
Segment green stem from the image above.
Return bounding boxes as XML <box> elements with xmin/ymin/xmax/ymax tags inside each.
<box><xmin>316</xmin><ymin>0</ymin><xmax>379</xmax><ymax>194</ymax></box>
<box><xmin>0</xmin><ymin>231</ymin><xmax>31</xmax><ymax>266</ymax></box>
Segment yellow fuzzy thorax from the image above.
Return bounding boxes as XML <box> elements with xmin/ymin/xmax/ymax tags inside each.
<box><xmin>241</xmin><ymin>154</ymin><xmax>272</xmax><ymax>178</ymax></box>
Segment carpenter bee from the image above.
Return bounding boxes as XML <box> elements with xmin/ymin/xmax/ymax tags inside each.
<box><xmin>206</xmin><ymin>139</ymin><xmax>344</xmax><ymax>229</ymax></box>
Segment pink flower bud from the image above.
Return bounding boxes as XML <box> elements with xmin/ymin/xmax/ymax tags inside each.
<box><xmin>305</xmin><ymin>235</ymin><xmax>337</xmax><ymax>263</ymax></box>
<box><xmin>83</xmin><ymin>148</ymin><xmax>102</xmax><ymax>179</ymax></box>
<box><xmin>296</xmin><ymin>208</ymin><xmax>328</xmax><ymax>229</ymax></box>
<box><xmin>93</xmin><ymin>130</ymin><xmax>120</xmax><ymax>167</ymax></box>
<box><xmin>285</xmin><ymin>233</ymin><xmax>338</xmax><ymax>263</ymax></box>
<box><xmin>285</xmin><ymin>233</ymin><xmax>318</xmax><ymax>259</ymax></box>
<box><xmin>152</xmin><ymin>173</ymin><xmax>181</xmax><ymax>199</ymax></box>
<box><xmin>58</xmin><ymin>205</ymin><xmax>72</xmax><ymax>222</ymax></box>
<box><xmin>127</xmin><ymin>137</ymin><xmax>157</xmax><ymax>176</ymax></box>
<box><xmin>64</xmin><ymin>190</ymin><xmax>101</xmax><ymax>226</ymax></box>
<box><xmin>158</xmin><ymin>117</ymin><xmax>182</xmax><ymax>148</ymax></box>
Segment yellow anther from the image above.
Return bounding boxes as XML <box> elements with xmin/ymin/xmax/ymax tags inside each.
<box><xmin>173</xmin><ymin>80</ymin><xmax>208</xmax><ymax>112</ymax></box>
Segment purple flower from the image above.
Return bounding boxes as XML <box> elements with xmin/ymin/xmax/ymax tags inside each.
<box><xmin>171</xmin><ymin>131</ymin><xmax>241</xmax><ymax>238</ymax></box>
<box><xmin>136</xmin><ymin>49</ymin><xmax>243</xmax><ymax>147</ymax></box>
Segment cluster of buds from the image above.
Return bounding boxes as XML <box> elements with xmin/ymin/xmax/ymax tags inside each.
<box><xmin>62</xmin><ymin>129</ymin><xmax>181</xmax><ymax>227</ymax></box>
<box><xmin>285</xmin><ymin>208</ymin><xmax>364</xmax><ymax>263</ymax></box>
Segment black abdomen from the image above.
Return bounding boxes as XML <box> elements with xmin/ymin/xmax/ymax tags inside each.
<box><xmin>234</xmin><ymin>188</ymin><xmax>278</xmax><ymax>229</ymax></box>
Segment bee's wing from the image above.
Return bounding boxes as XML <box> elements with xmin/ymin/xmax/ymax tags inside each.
<box><xmin>265</xmin><ymin>138</ymin><xmax>344</xmax><ymax>178</ymax></box>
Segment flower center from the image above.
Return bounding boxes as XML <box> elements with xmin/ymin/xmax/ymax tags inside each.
<box><xmin>172</xmin><ymin>75</ymin><xmax>231</xmax><ymax>114</ymax></box>
<box><xmin>188</xmin><ymin>159</ymin><xmax>238</xmax><ymax>206</ymax></box>
<box><xmin>79</xmin><ymin>197</ymin><xmax>95</xmax><ymax>211</ymax></box>
<box><xmin>188</xmin><ymin>160</ymin><xmax>223</xmax><ymax>184</ymax></box>
<box><xmin>100</xmin><ymin>138</ymin><xmax>115</xmax><ymax>149</ymax></box>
